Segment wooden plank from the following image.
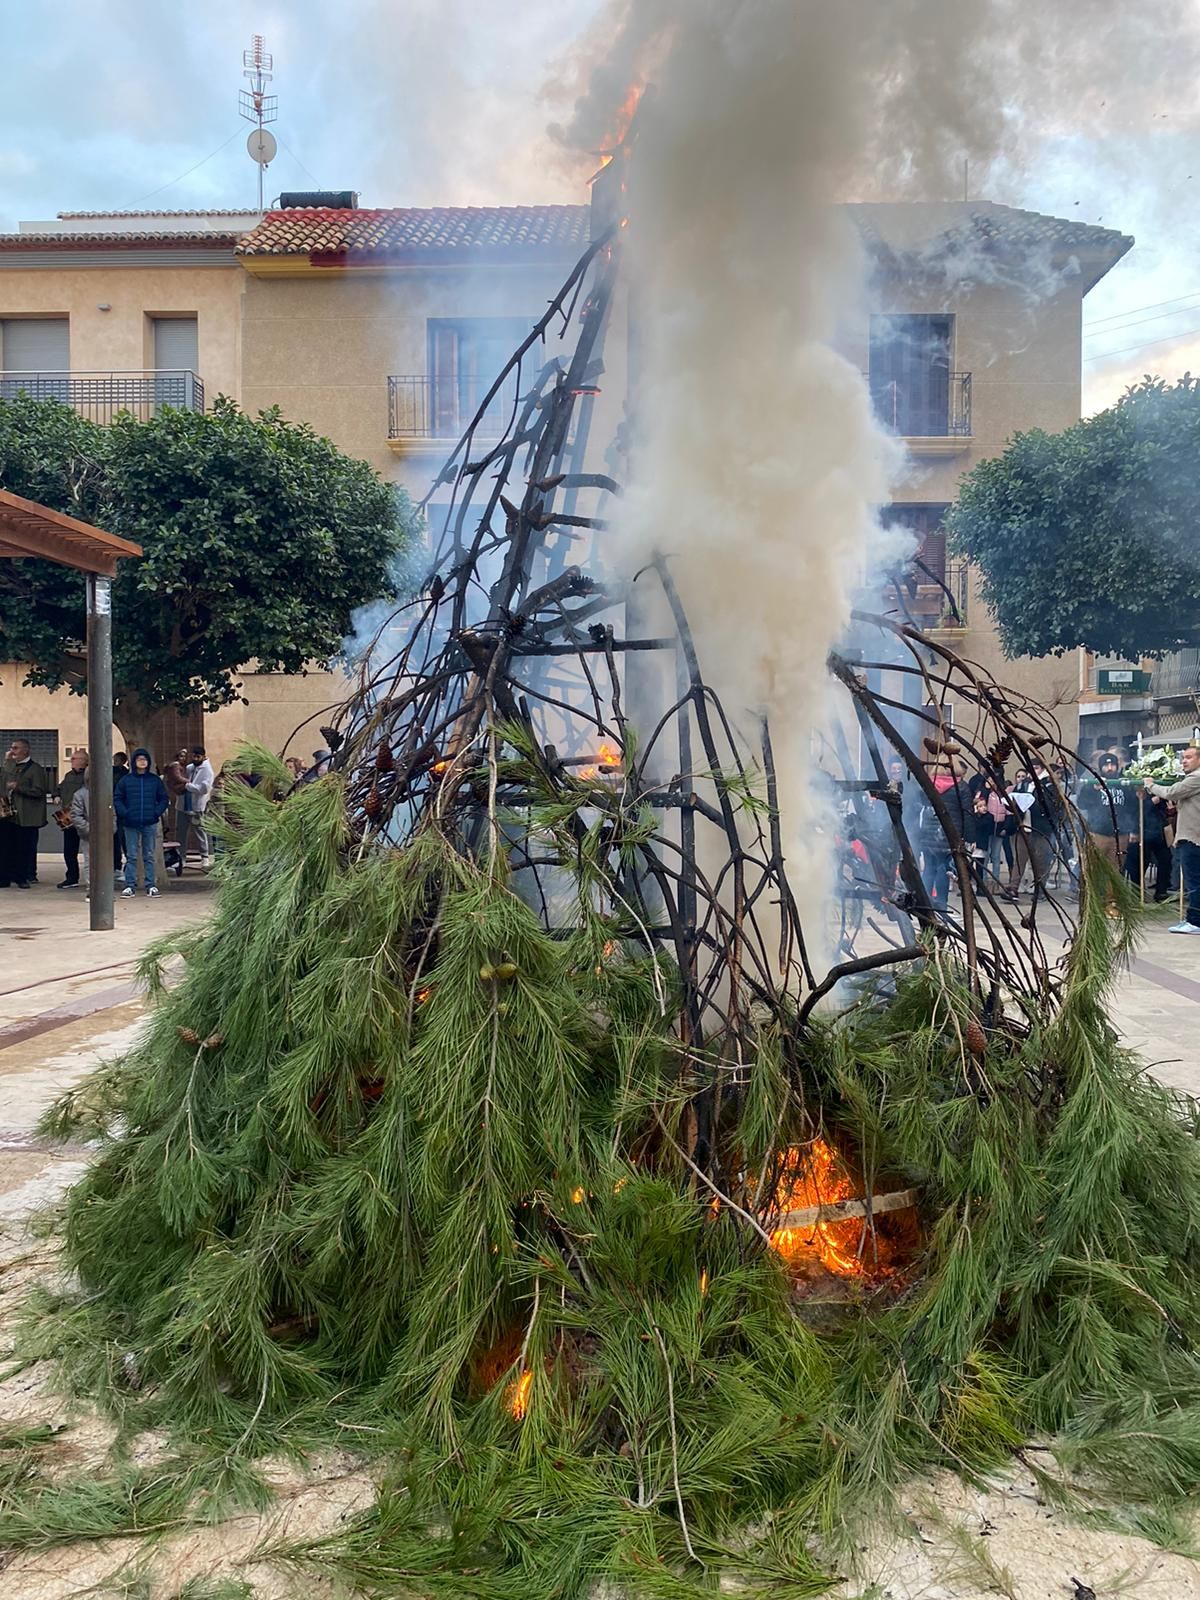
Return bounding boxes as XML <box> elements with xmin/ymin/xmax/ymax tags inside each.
<box><xmin>771</xmin><ymin>1187</ymin><xmax>918</xmax><ymax>1231</ymax></box>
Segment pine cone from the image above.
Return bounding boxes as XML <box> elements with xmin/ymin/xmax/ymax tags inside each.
<box><xmin>177</xmin><ymin>1026</ymin><xmax>201</xmax><ymax>1046</ymax></box>
<box><xmin>375</xmin><ymin>744</ymin><xmax>395</xmax><ymax>773</ymax></box>
<box><xmin>202</xmin><ymin>1032</ymin><xmax>225</xmax><ymax>1051</ymax></box>
<box><xmin>365</xmin><ymin>786</ymin><xmax>382</xmax><ymax>820</ymax></box>
<box><xmin>965</xmin><ymin>1017</ymin><xmax>987</xmax><ymax>1056</ymax></box>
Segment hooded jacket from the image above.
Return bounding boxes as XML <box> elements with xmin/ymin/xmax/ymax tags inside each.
<box><xmin>114</xmin><ymin>749</ymin><xmax>169</xmax><ymax>829</ymax></box>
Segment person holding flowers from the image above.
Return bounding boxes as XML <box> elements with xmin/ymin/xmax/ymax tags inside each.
<box><xmin>1146</xmin><ymin>744</ymin><xmax>1200</xmax><ymax>933</ymax></box>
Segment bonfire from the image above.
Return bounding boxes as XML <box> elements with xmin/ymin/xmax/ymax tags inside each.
<box><xmin>24</xmin><ymin>104</ymin><xmax>1200</xmax><ymax>1600</ymax></box>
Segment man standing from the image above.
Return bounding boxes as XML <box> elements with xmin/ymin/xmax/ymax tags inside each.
<box><xmin>179</xmin><ymin>744</ymin><xmax>214</xmax><ymax>869</ymax></box>
<box><xmin>1006</xmin><ymin>760</ymin><xmax>1062</xmax><ymax>899</ymax></box>
<box><xmin>56</xmin><ymin>749</ymin><xmax>89</xmax><ymax>889</ymax></box>
<box><xmin>1126</xmin><ymin>784</ymin><xmax>1173</xmax><ymax>902</ymax></box>
<box><xmin>2</xmin><ymin>739</ymin><xmax>49</xmax><ymax>889</ymax></box>
<box><xmin>1149</xmin><ymin>745</ymin><xmax>1200</xmax><ymax>934</ymax></box>
<box><xmin>115</xmin><ymin>749</ymin><xmax>168</xmax><ymax>897</ymax></box>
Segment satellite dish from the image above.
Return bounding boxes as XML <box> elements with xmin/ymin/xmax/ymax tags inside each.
<box><xmin>247</xmin><ymin>128</ymin><xmax>277</xmax><ymax>165</ymax></box>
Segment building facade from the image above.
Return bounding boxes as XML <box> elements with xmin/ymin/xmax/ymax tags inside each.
<box><xmin>0</xmin><ymin>194</ymin><xmax>1132</xmax><ymax>774</ymax></box>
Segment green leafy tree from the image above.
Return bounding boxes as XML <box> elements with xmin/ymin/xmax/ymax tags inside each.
<box><xmin>947</xmin><ymin>374</ymin><xmax>1200</xmax><ymax>660</ymax></box>
<box><xmin>0</xmin><ymin>395</ymin><xmax>417</xmax><ymax>752</ymax></box>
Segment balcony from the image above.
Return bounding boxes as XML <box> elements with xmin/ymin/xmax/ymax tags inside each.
<box><xmin>388</xmin><ymin>374</ymin><xmax>520</xmax><ymax>445</ymax></box>
<box><xmin>887</xmin><ymin>558</ymin><xmax>969</xmax><ymax>633</ymax></box>
<box><xmin>868</xmin><ymin>371</ymin><xmax>972</xmax><ymax>454</ymax></box>
<box><xmin>1152</xmin><ymin>649</ymin><xmax>1200</xmax><ymax>704</ymax></box>
<box><xmin>0</xmin><ymin>370</ymin><xmax>205</xmax><ymax>424</ymax></box>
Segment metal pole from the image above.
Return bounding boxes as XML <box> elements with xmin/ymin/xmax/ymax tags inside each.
<box><xmin>87</xmin><ymin>574</ymin><xmax>114</xmax><ymax>932</ymax></box>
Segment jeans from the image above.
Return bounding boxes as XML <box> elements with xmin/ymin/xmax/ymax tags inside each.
<box><xmin>1009</xmin><ymin>832</ymin><xmax>1052</xmax><ymax>893</ymax></box>
<box><xmin>123</xmin><ymin>823</ymin><xmax>159</xmax><ymax>890</ymax></box>
<box><xmin>922</xmin><ymin>849</ymin><xmax>951</xmax><ymax>905</ymax></box>
<box><xmin>177</xmin><ymin>809</ymin><xmax>209</xmax><ymax>864</ymax></box>
<box><xmin>1177</xmin><ymin>838</ymin><xmax>1200</xmax><ymax>927</ymax></box>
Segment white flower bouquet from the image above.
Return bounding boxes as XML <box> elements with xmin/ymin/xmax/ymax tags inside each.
<box><xmin>1123</xmin><ymin>746</ymin><xmax>1185</xmax><ymax>785</ymax></box>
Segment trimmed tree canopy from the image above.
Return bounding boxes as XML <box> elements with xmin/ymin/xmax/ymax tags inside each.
<box><xmin>947</xmin><ymin>375</ymin><xmax>1200</xmax><ymax>660</ymax></box>
<box><xmin>0</xmin><ymin>394</ymin><xmax>417</xmax><ymax>744</ymax></box>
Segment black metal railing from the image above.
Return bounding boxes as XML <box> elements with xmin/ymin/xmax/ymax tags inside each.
<box><xmin>1152</xmin><ymin>649</ymin><xmax>1200</xmax><ymax>702</ymax></box>
<box><xmin>388</xmin><ymin>374</ymin><xmax>521</xmax><ymax>440</ymax></box>
<box><xmin>0</xmin><ymin>370</ymin><xmax>204</xmax><ymax>424</ymax></box>
<box><xmin>890</xmin><ymin>557</ymin><xmax>969</xmax><ymax>628</ymax></box>
<box><xmin>868</xmin><ymin>371</ymin><xmax>972</xmax><ymax>438</ymax></box>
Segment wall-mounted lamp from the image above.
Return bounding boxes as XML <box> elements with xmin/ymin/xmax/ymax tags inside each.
<box><xmin>96</xmin><ymin>303</ymin><xmax>111</xmax><ymax>312</ymax></box>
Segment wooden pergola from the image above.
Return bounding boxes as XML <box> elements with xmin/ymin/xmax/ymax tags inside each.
<box><xmin>0</xmin><ymin>489</ymin><xmax>142</xmax><ymax>929</ymax></box>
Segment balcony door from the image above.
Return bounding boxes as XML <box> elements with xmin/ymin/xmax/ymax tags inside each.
<box><xmin>0</xmin><ymin>317</ymin><xmax>70</xmax><ymax>402</ymax></box>
<box><xmin>428</xmin><ymin>318</ymin><xmax>529</xmax><ymax>436</ymax></box>
<box><xmin>869</xmin><ymin>314</ymin><xmax>952</xmax><ymax>437</ymax></box>
<box><xmin>153</xmin><ymin>318</ymin><xmax>199</xmax><ymax>414</ymax></box>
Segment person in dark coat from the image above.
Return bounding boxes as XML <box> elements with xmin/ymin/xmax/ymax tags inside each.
<box><xmin>56</xmin><ymin>749</ymin><xmax>89</xmax><ymax>889</ymax></box>
<box><xmin>112</xmin><ymin>751</ymin><xmax>129</xmax><ymax>874</ymax></box>
<box><xmin>115</xmin><ymin>748</ymin><xmax>168</xmax><ymax>897</ymax></box>
<box><xmin>0</xmin><ymin>739</ymin><xmax>49</xmax><ymax>889</ymax></box>
<box><xmin>917</xmin><ymin>761</ymin><xmax>976</xmax><ymax>908</ymax></box>
<box><xmin>1006</xmin><ymin>760</ymin><xmax>1066</xmax><ymax>898</ymax></box>
<box><xmin>1125</xmin><ymin>784</ymin><xmax>1173</xmax><ymax>902</ymax></box>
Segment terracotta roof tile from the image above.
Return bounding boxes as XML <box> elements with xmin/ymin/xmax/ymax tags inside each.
<box><xmin>236</xmin><ymin>205</ymin><xmax>591</xmax><ymax>261</ymax></box>
<box><xmin>0</xmin><ymin>230</ymin><xmax>243</xmax><ymax>249</ymax></box>
<box><xmin>56</xmin><ymin>209</ymin><xmax>262</xmax><ymax>219</ymax></box>
<box><xmin>849</xmin><ymin>201</ymin><xmax>1132</xmax><ymax>289</ymax></box>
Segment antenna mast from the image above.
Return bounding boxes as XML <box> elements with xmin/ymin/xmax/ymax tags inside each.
<box><xmin>240</xmin><ymin>34</ymin><xmax>278</xmax><ymax>211</ymax></box>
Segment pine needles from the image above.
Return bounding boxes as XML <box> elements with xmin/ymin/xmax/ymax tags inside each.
<box><xmin>24</xmin><ymin>771</ymin><xmax>1200</xmax><ymax>1596</ymax></box>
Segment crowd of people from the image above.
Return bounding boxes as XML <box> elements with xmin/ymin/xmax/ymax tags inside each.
<box><xmin>0</xmin><ymin>740</ymin><xmax>335</xmax><ymax>899</ymax></box>
<box><xmin>845</xmin><ymin>743</ymin><xmax>1200</xmax><ymax>936</ymax></box>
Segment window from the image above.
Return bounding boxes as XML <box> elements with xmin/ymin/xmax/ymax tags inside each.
<box><xmin>883</xmin><ymin>504</ymin><xmax>968</xmax><ymax>626</ymax></box>
<box><xmin>428</xmin><ymin>318</ymin><xmax>529</xmax><ymax>435</ymax></box>
<box><xmin>153</xmin><ymin>317</ymin><xmax>198</xmax><ymax>375</ymax></box>
<box><xmin>0</xmin><ymin>318</ymin><xmax>70</xmax><ymax>402</ymax></box>
<box><xmin>869</xmin><ymin>314</ymin><xmax>953</xmax><ymax>437</ymax></box>
<box><xmin>151</xmin><ymin>317</ymin><xmax>199</xmax><ymax>411</ymax></box>
<box><xmin>0</xmin><ymin>729</ymin><xmax>60</xmax><ymax>786</ymax></box>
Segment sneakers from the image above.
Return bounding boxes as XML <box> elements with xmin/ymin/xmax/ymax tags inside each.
<box><xmin>147</xmin><ymin>886</ymin><xmax>160</xmax><ymax>898</ymax></box>
<box><xmin>57</xmin><ymin>880</ymin><xmax>78</xmax><ymax>890</ymax></box>
<box><xmin>121</xmin><ymin>886</ymin><xmax>135</xmax><ymax>897</ymax></box>
<box><xmin>1168</xmin><ymin>921</ymin><xmax>1200</xmax><ymax>934</ymax></box>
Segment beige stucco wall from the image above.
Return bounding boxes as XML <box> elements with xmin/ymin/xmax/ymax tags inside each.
<box><xmin>0</xmin><ymin>664</ymin><xmax>120</xmax><ymax>770</ymax></box>
<box><xmin>0</xmin><ymin>262</ymin><xmax>243</xmax><ymax>403</ymax></box>
<box><xmin>238</xmin><ymin>263</ymin><xmax>577</xmax><ymax>495</ymax></box>
<box><xmin>841</xmin><ymin>276</ymin><xmax>1088</xmax><ymax>742</ymax></box>
<box><xmin>0</xmin><ymin>239</ymin><xmax>1103</xmax><ymax>763</ymax></box>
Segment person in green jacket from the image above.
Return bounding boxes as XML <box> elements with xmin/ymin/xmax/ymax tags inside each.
<box><xmin>0</xmin><ymin>739</ymin><xmax>49</xmax><ymax>888</ymax></box>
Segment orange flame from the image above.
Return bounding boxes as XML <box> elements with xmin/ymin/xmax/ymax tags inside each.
<box><xmin>431</xmin><ymin>758</ymin><xmax>448</xmax><ymax>776</ymax></box>
<box><xmin>507</xmin><ymin>1369</ymin><xmax>533</xmax><ymax>1419</ymax></box>
<box><xmin>767</xmin><ymin>1140</ymin><xmax>865</xmax><ymax>1277</ymax></box>
<box><xmin>601</xmin><ymin>82</ymin><xmax>644</xmax><ymax>151</ymax></box>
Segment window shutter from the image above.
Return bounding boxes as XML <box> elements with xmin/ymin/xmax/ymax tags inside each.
<box><xmin>153</xmin><ymin>318</ymin><xmax>198</xmax><ymax>373</ymax></box>
<box><xmin>1</xmin><ymin>318</ymin><xmax>69</xmax><ymax>372</ymax></box>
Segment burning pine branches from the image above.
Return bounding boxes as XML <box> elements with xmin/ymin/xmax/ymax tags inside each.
<box><xmin>27</xmin><ymin>192</ymin><xmax>1200</xmax><ymax>1597</ymax></box>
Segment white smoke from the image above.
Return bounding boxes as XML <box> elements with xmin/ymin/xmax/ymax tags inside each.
<box><xmin>550</xmin><ymin>0</ymin><xmax>1200</xmax><ymax>947</ymax></box>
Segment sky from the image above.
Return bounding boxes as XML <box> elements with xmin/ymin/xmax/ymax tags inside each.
<box><xmin>2</xmin><ymin>0</ymin><xmax>1199</xmax><ymax>414</ymax></box>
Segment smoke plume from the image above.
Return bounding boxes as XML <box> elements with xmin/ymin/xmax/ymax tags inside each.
<box><xmin>548</xmin><ymin>0</ymin><xmax>1200</xmax><ymax>943</ymax></box>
